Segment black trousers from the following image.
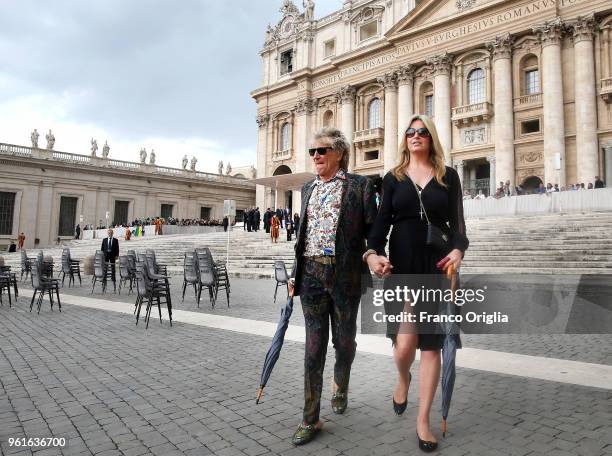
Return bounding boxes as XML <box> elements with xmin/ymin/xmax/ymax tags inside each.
<box><xmin>300</xmin><ymin>260</ymin><xmax>360</xmax><ymax>424</ymax></box>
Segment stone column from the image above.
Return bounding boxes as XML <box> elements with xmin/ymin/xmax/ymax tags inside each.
<box><xmin>488</xmin><ymin>34</ymin><xmax>515</xmax><ymax>186</ymax></box>
<box><xmin>427</xmin><ymin>52</ymin><xmax>453</xmax><ymax>165</ymax></box>
<box><xmin>572</xmin><ymin>15</ymin><xmax>599</xmax><ymax>184</ymax></box>
<box><xmin>604</xmin><ymin>144</ymin><xmax>612</xmax><ymax>185</ymax></box>
<box><xmin>455</xmin><ymin>160</ymin><xmax>465</xmax><ymax>189</ymax></box>
<box><xmin>294</xmin><ymin>97</ymin><xmax>315</xmax><ymax>215</ymax></box>
<box><xmin>397</xmin><ymin>65</ymin><xmax>415</xmax><ymax>145</ymax></box>
<box><xmin>255</xmin><ymin>113</ymin><xmax>269</xmax><ymax>211</ymax></box>
<box><xmin>487</xmin><ymin>155</ymin><xmax>496</xmax><ymax>196</ymax></box>
<box><xmin>534</xmin><ymin>18</ymin><xmax>566</xmax><ymax>186</ymax></box>
<box><xmin>378</xmin><ymin>72</ymin><xmax>399</xmax><ymax>173</ymax></box>
<box><xmin>337</xmin><ymin>86</ymin><xmax>356</xmax><ymax>171</ymax></box>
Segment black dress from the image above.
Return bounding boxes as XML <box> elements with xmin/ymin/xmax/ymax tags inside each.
<box><xmin>367</xmin><ymin>166</ymin><xmax>469</xmax><ymax>350</ymax></box>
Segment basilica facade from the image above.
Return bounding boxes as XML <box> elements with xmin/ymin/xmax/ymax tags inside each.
<box><xmin>252</xmin><ymin>0</ymin><xmax>612</xmax><ymax>212</ymax></box>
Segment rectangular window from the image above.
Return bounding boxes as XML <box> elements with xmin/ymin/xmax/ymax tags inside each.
<box><xmin>161</xmin><ymin>204</ymin><xmax>174</xmax><ymax>219</ymax></box>
<box><xmin>114</xmin><ymin>200</ymin><xmax>129</xmax><ymax>226</ymax></box>
<box><xmin>364</xmin><ymin>150</ymin><xmax>379</xmax><ymax>161</ymax></box>
<box><xmin>521</xmin><ymin>119</ymin><xmax>540</xmax><ymax>134</ymax></box>
<box><xmin>324</xmin><ymin>39</ymin><xmax>335</xmax><ymax>58</ymax></box>
<box><xmin>359</xmin><ymin>21</ymin><xmax>378</xmax><ymax>42</ymax></box>
<box><xmin>58</xmin><ymin>196</ymin><xmax>78</xmax><ymax>237</ymax></box>
<box><xmin>0</xmin><ymin>191</ymin><xmax>16</xmax><ymax>235</ymax></box>
<box><xmin>200</xmin><ymin>207</ymin><xmax>211</xmax><ymax>220</ymax></box>
<box><xmin>425</xmin><ymin>95</ymin><xmax>434</xmax><ymax>117</ymax></box>
<box><xmin>525</xmin><ymin>70</ymin><xmax>539</xmax><ymax>95</ymax></box>
<box><xmin>280</xmin><ymin>49</ymin><xmax>293</xmax><ymax>75</ymax></box>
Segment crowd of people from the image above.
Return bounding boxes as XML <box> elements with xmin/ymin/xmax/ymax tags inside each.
<box><xmin>464</xmin><ymin>176</ymin><xmax>606</xmax><ymax>200</ymax></box>
<box><xmin>242</xmin><ymin>207</ymin><xmax>301</xmax><ymax>243</ymax></box>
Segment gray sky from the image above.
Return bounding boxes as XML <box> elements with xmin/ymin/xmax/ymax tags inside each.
<box><xmin>0</xmin><ymin>0</ymin><xmax>341</xmax><ymax>172</ymax></box>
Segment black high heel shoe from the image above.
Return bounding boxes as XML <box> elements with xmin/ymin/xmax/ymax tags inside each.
<box><xmin>416</xmin><ymin>430</ymin><xmax>438</xmax><ymax>452</ymax></box>
<box><xmin>392</xmin><ymin>372</ymin><xmax>411</xmax><ymax>415</ymax></box>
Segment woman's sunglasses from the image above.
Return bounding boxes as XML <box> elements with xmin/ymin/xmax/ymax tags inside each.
<box><xmin>406</xmin><ymin>127</ymin><xmax>431</xmax><ymax>138</ymax></box>
<box><xmin>308</xmin><ymin>147</ymin><xmax>332</xmax><ymax>156</ymax></box>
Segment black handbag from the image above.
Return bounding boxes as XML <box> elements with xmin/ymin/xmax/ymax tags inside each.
<box><xmin>410</xmin><ymin>178</ymin><xmax>450</xmax><ymax>251</ymax></box>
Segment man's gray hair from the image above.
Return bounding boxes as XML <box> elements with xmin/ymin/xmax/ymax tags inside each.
<box><xmin>313</xmin><ymin>127</ymin><xmax>350</xmax><ymax>170</ymax></box>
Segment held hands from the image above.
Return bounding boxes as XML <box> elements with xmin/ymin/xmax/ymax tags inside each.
<box><xmin>436</xmin><ymin>249</ymin><xmax>463</xmax><ymax>273</ymax></box>
<box><xmin>288</xmin><ymin>278</ymin><xmax>295</xmax><ymax>297</ymax></box>
<box><xmin>366</xmin><ymin>254</ymin><xmax>393</xmax><ymax>278</ymax></box>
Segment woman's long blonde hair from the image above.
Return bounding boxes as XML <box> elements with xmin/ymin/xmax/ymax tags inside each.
<box><xmin>391</xmin><ymin>114</ymin><xmax>447</xmax><ymax>187</ymax></box>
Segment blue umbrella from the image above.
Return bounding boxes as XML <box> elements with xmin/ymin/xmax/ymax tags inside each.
<box><xmin>441</xmin><ymin>266</ymin><xmax>459</xmax><ymax>437</ymax></box>
<box><xmin>256</xmin><ymin>295</ymin><xmax>294</xmax><ymax>404</ymax></box>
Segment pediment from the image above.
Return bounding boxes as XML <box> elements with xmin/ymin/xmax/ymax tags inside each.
<box><xmin>387</xmin><ymin>0</ymin><xmax>499</xmax><ymax>38</ymax></box>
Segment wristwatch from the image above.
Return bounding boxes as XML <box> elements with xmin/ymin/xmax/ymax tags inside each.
<box><xmin>362</xmin><ymin>249</ymin><xmax>377</xmax><ymax>262</ymax></box>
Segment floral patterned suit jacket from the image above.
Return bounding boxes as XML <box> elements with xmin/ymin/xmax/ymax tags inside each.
<box><xmin>291</xmin><ymin>172</ymin><xmax>378</xmax><ymax>298</ymax></box>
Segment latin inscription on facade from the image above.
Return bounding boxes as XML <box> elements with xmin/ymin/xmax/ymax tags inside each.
<box><xmin>312</xmin><ymin>0</ymin><xmax>587</xmax><ymax>90</ymax></box>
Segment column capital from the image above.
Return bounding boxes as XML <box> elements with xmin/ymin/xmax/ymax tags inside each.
<box><xmin>294</xmin><ymin>97</ymin><xmax>316</xmax><ymax>115</ymax></box>
<box><xmin>377</xmin><ymin>72</ymin><xmax>398</xmax><ymax>91</ymax></box>
<box><xmin>454</xmin><ymin>159</ymin><xmax>465</xmax><ymax>168</ymax></box>
<box><xmin>533</xmin><ymin>17</ymin><xmax>565</xmax><ymax>48</ymax></box>
<box><xmin>256</xmin><ymin>114</ymin><xmax>270</xmax><ymax>128</ymax></box>
<box><xmin>396</xmin><ymin>64</ymin><xmax>415</xmax><ymax>85</ymax></box>
<box><xmin>486</xmin><ymin>155</ymin><xmax>496</xmax><ymax>164</ymax></box>
<box><xmin>336</xmin><ymin>85</ymin><xmax>356</xmax><ymax>105</ymax></box>
<box><xmin>603</xmin><ymin>143</ymin><xmax>612</xmax><ymax>152</ymax></box>
<box><xmin>487</xmin><ymin>33</ymin><xmax>514</xmax><ymax>61</ymax></box>
<box><xmin>570</xmin><ymin>14</ymin><xmax>597</xmax><ymax>44</ymax></box>
<box><xmin>426</xmin><ymin>52</ymin><xmax>453</xmax><ymax>76</ymax></box>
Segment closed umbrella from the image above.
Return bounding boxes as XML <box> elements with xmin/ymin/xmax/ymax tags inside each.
<box><xmin>255</xmin><ymin>295</ymin><xmax>294</xmax><ymax>404</ymax></box>
<box><xmin>441</xmin><ymin>264</ymin><xmax>459</xmax><ymax>437</ymax></box>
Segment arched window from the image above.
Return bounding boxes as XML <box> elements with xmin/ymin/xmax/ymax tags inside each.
<box><xmin>521</xmin><ymin>55</ymin><xmax>540</xmax><ymax>95</ymax></box>
<box><xmin>323</xmin><ymin>110</ymin><xmax>334</xmax><ymax>127</ymax></box>
<box><xmin>368</xmin><ymin>98</ymin><xmax>381</xmax><ymax>129</ymax></box>
<box><xmin>420</xmin><ymin>82</ymin><xmax>434</xmax><ymax>117</ymax></box>
<box><xmin>467</xmin><ymin>68</ymin><xmax>485</xmax><ymax>104</ymax></box>
<box><xmin>280</xmin><ymin>122</ymin><xmax>290</xmax><ymax>151</ymax></box>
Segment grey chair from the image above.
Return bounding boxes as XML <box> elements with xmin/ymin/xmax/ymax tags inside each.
<box><xmin>273</xmin><ymin>260</ymin><xmax>289</xmax><ymax>303</ymax></box>
<box><xmin>182</xmin><ymin>251</ymin><xmax>199</xmax><ymax>302</ymax></box>
<box><xmin>118</xmin><ymin>255</ymin><xmax>134</xmax><ymax>295</ymax></box>
<box><xmin>60</xmin><ymin>248</ymin><xmax>82</xmax><ymax>288</ymax></box>
<box><xmin>92</xmin><ymin>250</ymin><xmax>114</xmax><ymax>293</ymax></box>
<box><xmin>29</xmin><ymin>261</ymin><xmax>61</xmax><ymax>314</ymax></box>
<box><xmin>196</xmin><ymin>251</ymin><xmax>216</xmax><ymax>308</ymax></box>
<box><xmin>20</xmin><ymin>250</ymin><xmax>32</xmax><ymax>281</ymax></box>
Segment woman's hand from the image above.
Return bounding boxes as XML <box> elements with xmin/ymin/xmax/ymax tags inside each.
<box><xmin>367</xmin><ymin>254</ymin><xmax>392</xmax><ymax>277</ymax></box>
<box><xmin>441</xmin><ymin>249</ymin><xmax>463</xmax><ymax>272</ymax></box>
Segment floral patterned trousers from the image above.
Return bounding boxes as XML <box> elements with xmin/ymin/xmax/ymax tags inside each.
<box><xmin>300</xmin><ymin>259</ymin><xmax>360</xmax><ymax>424</ymax></box>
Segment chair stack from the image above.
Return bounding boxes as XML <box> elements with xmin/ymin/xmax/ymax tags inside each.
<box><xmin>134</xmin><ymin>256</ymin><xmax>172</xmax><ymax>329</ymax></box>
<box><xmin>20</xmin><ymin>250</ymin><xmax>32</xmax><ymax>281</ymax></box>
<box><xmin>195</xmin><ymin>249</ymin><xmax>216</xmax><ymax>308</ymax></box>
<box><xmin>0</xmin><ymin>265</ymin><xmax>14</xmax><ymax>307</ymax></box>
<box><xmin>91</xmin><ymin>250</ymin><xmax>115</xmax><ymax>293</ymax></box>
<box><xmin>118</xmin><ymin>255</ymin><xmax>135</xmax><ymax>295</ymax></box>
<box><xmin>29</xmin><ymin>261</ymin><xmax>61</xmax><ymax>314</ymax></box>
<box><xmin>60</xmin><ymin>248</ymin><xmax>82</xmax><ymax>288</ymax></box>
<box><xmin>182</xmin><ymin>251</ymin><xmax>199</xmax><ymax>303</ymax></box>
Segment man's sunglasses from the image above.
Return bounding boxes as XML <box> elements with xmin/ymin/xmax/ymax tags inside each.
<box><xmin>406</xmin><ymin>127</ymin><xmax>431</xmax><ymax>138</ymax></box>
<box><xmin>308</xmin><ymin>147</ymin><xmax>333</xmax><ymax>156</ymax></box>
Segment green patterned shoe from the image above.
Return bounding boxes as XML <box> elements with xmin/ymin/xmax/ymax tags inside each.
<box><xmin>331</xmin><ymin>392</ymin><xmax>348</xmax><ymax>414</ymax></box>
<box><xmin>291</xmin><ymin>422</ymin><xmax>321</xmax><ymax>446</ymax></box>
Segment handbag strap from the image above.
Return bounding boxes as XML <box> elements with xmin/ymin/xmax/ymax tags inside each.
<box><xmin>409</xmin><ymin>176</ymin><xmax>431</xmax><ymax>225</ymax></box>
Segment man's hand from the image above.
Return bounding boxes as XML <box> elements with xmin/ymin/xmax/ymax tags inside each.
<box><xmin>288</xmin><ymin>278</ymin><xmax>295</xmax><ymax>297</ymax></box>
<box><xmin>366</xmin><ymin>254</ymin><xmax>392</xmax><ymax>278</ymax></box>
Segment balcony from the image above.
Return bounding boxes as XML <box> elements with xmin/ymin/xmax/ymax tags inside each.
<box><xmin>272</xmin><ymin>149</ymin><xmax>292</xmax><ymax>162</ymax></box>
<box><xmin>513</xmin><ymin>93</ymin><xmax>542</xmax><ymax>110</ymax></box>
<box><xmin>353</xmin><ymin>127</ymin><xmax>384</xmax><ymax>148</ymax></box>
<box><xmin>451</xmin><ymin>102</ymin><xmax>493</xmax><ymax>126</ymax></box>
<box><xmin>601</xmin><ymin>77</ymin><xmax>612</xmax><ymax>103</ymax></box>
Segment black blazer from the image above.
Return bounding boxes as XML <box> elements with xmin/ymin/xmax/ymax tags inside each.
<box><xmin>291</xmin><ymin>172</ymin><xmax>378</xmax><ymax>298</ymax></box>
<box><xmin>101</xmin><ymin>237</ymin><xmax>119</xmax><ymax>261</ymax></box>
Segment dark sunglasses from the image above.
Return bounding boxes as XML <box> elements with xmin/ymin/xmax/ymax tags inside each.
<box><xmin>406</xmin><ymin>127</ymin><xmax>431</xmax><ymax>138</ymax></box>
<box><xmin>308</xmin><ymin>147</ymin><xmax>332</xmax><ymax>156</ymax></box>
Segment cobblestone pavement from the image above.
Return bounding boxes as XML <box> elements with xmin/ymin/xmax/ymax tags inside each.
<box><xmin>18</xmin><ymin>275</ymin><xmax>612</xmax><ymax>366</ymax></box>
<box><xmin>1</xmin><ymin>296</ymin><xmax>611</xmax><ymax>456</ymax></box>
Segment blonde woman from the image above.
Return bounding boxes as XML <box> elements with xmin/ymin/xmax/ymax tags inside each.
<box><xmin>364</xmin><ymin>114</ymin><xmax>469</xmax><ymax>452</ymax></box>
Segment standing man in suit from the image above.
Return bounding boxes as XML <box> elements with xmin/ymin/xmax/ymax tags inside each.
<box><xmin>288</xmin><ymin>127</ymin><xmax>378</xmax><ymax>445</ymax></box>
<box><xmin>101</xmin><ymin>228</ymin><xmax>119</xmax><ymax>281</ymax></box>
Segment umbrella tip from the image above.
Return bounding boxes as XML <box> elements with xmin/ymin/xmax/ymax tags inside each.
<box><xmin>441</xmin><ymin>419</ymin><xmax>447</xmax><ymax>438</ymax></box>
<box><xmin>255</xmin><ymin>387</ymin><xmax>264</xmax><ymax>404</ymax></box>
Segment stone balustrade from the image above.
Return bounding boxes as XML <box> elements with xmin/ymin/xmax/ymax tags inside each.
<box><xmin>601</xmin><ymin>77</ymin><xmax>612</xmax><ymax>103</ymax></box>
<box><xmin>0</xmin><ymin>142</ymin><xmax>254</xmax><ymax>187</ymax></box>
<box><xmin>353</xmin><ymin>127</ymin><xmax>384</xmax><ymax>147</ymax></box>
<box><xmin>514</xmin><ymin>93</ymin><xmax>543</xmax><ymax>109</ymax></box>
<box><xmin>451</xmin><ymin>102</ymin><xmax>493</xmax><ymax>126</ymax></box>
<box><xmin>272</xmin><ymin>149</ymin><xmax>292</xmax><ymax>161</ymax></box>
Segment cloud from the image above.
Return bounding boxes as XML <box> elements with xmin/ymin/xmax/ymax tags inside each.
<box><xmin>0</xmin><ymin>0</ymin><xmax>342</xmax><ymax>171</ymax></box>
